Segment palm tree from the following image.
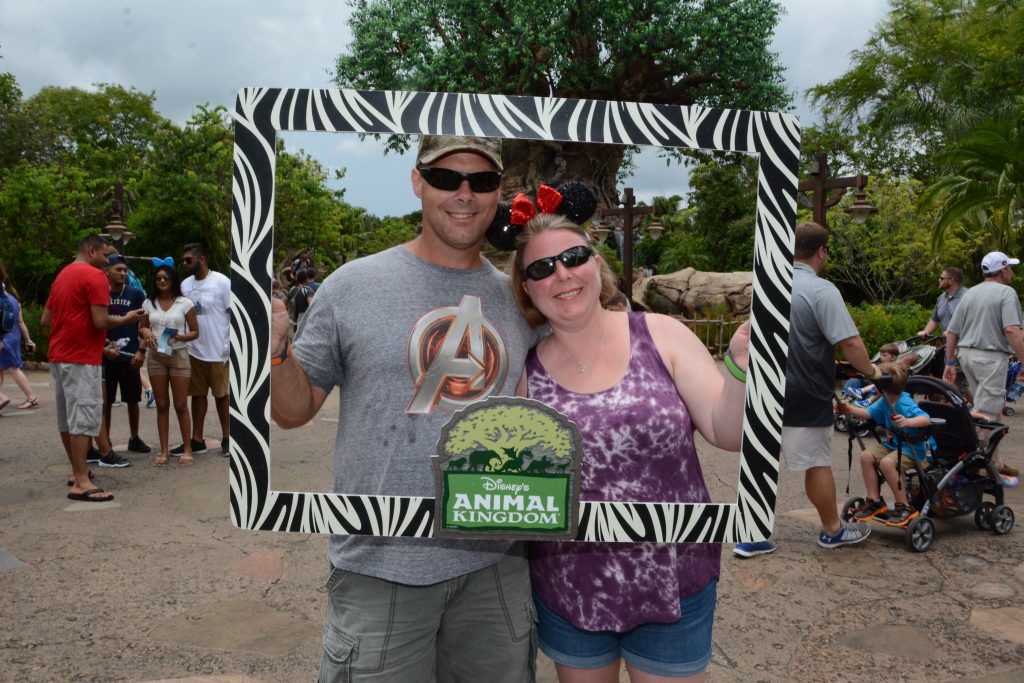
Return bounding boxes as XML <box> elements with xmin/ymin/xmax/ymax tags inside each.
<box><xmin>921</xmin><ymin>117</ymin><xmax>1024</xmax><ymax>252</ymax></box>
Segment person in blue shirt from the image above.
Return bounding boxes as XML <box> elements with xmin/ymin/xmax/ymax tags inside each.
<box><xmin>842</xmin><ymin>362</ymin><xmax>936</xmax><ymax>526</ymax></box>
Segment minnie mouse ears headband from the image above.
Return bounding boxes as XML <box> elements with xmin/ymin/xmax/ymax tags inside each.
<box><xmin>486</xmin><ymin>180</ymin><xmax>597</xmax><ymax>251</ymax></box>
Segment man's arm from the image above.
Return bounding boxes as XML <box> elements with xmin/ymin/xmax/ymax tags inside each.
<box><xmin>269</xmin><ymin>297</ymin><xmax>329</xmax><ymax>427</ymax></box>
<box><xmin>91</xmin><ymin>304</ymin><xmax>145</xmax><ymax>330</ymax></box>
<box><xmin>942</xmin><ymin>330</ymin><xmax>960</xmax><ymax>384</ymax></box>
<box><xmin>41</xmin><ymin>307</ymin><xmax>52</xmax><ymax>328</ymax></box>
<box><xmin>918</xmin><ymin>318</ymin><xmax>939</xmax><ymax>337</ymax></box>
<box><xmin>1005</xmin><ymin>326</ymin><xmax>1024</xmax><ymax>378</ymax></box>
<box><xmin>837</xmin><ymin>335</ymin><xmax>880</xmax><ymax>380</ymax></box>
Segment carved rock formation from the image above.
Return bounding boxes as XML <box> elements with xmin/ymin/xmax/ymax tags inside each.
<box><xmin>635</xmin><ymin>268</ymin><xmax>753</xmax><ymax>318</ymax></box>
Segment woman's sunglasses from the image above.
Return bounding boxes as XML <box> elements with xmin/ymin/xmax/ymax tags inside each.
<box><xmin>155</xmin><ymin>275</ymin><xmax>172</xmax><ymax>281</ymax></box>
<box><xmin>523</xmin><ymin>245</ymin><xmax>594</xmax><ymax>281</ymax></box>
<box><xmin>417</xmin><ymin>167</ymin><xmax>502</xmax><ymax>193</ymax></box>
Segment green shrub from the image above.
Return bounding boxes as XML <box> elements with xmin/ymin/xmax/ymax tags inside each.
<box><xmin>19</xmin><ymin>302</ymin><xmax>49</xmax><ymax>361</ymax></box>
<box><xmin>846</xmin><ymin>302</ymin><xmax>932</xmax><ymax>353</ymax></box>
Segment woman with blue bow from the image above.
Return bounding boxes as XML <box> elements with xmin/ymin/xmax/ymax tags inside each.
<box><xmin>139</xmin><ymin>258</ymin><xmax>199</xmax><ymax>466</ymax></box>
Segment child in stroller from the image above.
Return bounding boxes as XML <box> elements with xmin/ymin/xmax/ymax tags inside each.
<box><xmin>839</xmin><ymin>362</ymin><xmax>936</xmax><ymax>526</ymax></box>
<box><xmin>842</xmin><ymin>373</ymin><xmax>1015</xmax><ymax>552</ymax></box>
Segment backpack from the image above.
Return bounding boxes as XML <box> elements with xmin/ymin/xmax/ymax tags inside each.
<box><xmin>0</xmin><ymin>294</ymin><xmax>15</xmax><ymax>335</ymax></box>
<box><xmin>288</xmin><ymin>285</ymin><xmax>312</xmax><ymax>327</ymax></box>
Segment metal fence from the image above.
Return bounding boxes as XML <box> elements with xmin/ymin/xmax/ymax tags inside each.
<box><xmin>671</xmin><ymin>314</ymin><xmax>747</xmax><ymax>359</ymax></box>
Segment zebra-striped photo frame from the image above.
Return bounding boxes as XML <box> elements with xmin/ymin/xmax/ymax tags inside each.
<box><xmin>230</xmin><ymin>88</ymin><xmax>797</xmax><ymax>542</ymax></box>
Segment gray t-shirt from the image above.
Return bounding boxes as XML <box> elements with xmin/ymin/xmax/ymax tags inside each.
<box><xmin>783</xmin><ymin>262</ymin><xmax>859</xmax><ymax>427</ymax></box>
<box><xmin>930</xmin><ymin>286</ymin><xmax>966</xmax><ymax>331</ymax></box>
<box><xmin>293</xmin><ymin>245</ymin><xmax>537</xmax><ymax>584</ymax></box>
<box><xmin>945</xmin><ymin>280</ymin><xmax>1023</xmax><ymax>354</ymax></box>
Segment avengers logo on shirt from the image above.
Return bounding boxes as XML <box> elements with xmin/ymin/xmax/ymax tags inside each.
<box><xmin>406</xmin><ymin>295</ymin><xmax>508</xmax><ymax>414</ymax></box>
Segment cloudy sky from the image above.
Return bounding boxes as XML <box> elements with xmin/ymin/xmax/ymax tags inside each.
<box><xmin>1</xmin><ymin>0</ymin><xmax>890</xmax><ymax>217</ymax></box>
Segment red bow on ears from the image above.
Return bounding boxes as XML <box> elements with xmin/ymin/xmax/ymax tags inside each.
<box><xmin>510</xmin><ymin>185</ymin><xmax>565</xmax><ymax>225</ymax></box>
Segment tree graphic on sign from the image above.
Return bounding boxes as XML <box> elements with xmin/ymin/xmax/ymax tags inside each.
<box><xmin>442</xmin><ymin>402</ymin><xmax>574</xmax><ymax>473</ymax></box>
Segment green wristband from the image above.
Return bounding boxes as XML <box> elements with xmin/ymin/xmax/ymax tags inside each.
<box><xmin>724</xmin><ymin>350</ymin><xmax>748</xmax><ymax>383</ymax></box>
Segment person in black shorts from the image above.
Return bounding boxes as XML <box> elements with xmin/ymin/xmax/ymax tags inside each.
<box><xmin>101</xmin><ymin>254</ymin><xmax>150</xmax><ymax>456</ymax></box>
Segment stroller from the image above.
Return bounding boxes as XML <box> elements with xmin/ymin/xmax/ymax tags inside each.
<box><xmin>833</xmin><ymin>337</ymin><xmax>939</xmax><ymax>432</ymax></box>
<box><xmin>841</xmin><ymin>374</ymin><xmax>1014</xmax><ymax>552</ymax></box>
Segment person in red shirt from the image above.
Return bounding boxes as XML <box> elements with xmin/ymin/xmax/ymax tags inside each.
<box><xmin>42</xmin><ymin>235</ymin><xmax>146</xmax><ymax>502</ymax></box>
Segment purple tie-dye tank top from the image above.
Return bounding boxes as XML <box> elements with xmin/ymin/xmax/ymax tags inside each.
<box><xmin>526</xmin><ymin>312</ymin><xmax>721</xmax><ymax>632</ymax></box>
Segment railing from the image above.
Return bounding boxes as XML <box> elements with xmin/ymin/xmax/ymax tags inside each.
<box><xmin>670</xmin><ymin>314</ymin><xmax>747</xmax><ymax>358</ymax></box>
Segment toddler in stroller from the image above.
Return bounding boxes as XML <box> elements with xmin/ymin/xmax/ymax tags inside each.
<box><xmin>839</xmin><ymin>363</ymin><xmax>936</xmax><ymax>527</ymax></box>
<box><xmin>842</xmin><ymin>373</ymin><xmax>1014</xmax><ymax>552</ymax></box>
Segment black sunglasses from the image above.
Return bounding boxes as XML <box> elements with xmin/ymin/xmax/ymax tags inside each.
<box><xmin>417</xmin><ymin>166</ymin><xmax>502</xmax><ymax>193</ymax></box>
<box><xmin>523</xmin><ymin>245</ymin><xmax>594</xmax><ymax>281</ymax></box>
<box><xmin>155</xmin><ymin>275</ymin><xmax>172</xmax><ymax>281</ymax></box>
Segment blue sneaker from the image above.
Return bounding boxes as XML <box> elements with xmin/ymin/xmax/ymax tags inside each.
<box><xmin>844</xmin><ymin>387</ymin><xmax>865</xmax><ymax>401</ymax></box>
<box><xmin>855</xmin><ymin>398</ymin><xmax>873</xmax><ymax>408</ymax></box>
<box><xmin>733</xmin><ymin>541</ymin><xmax>776</xmax><ymax>558</ymax></box>
<box><xmin>818</xmin><ymin>521</ymin><xmax>871</xmax><ymax>549</ymax></box>
<box><xmin>145</xmin><ymin>388</ymin><xmax>155</xmax><ymax>409</ymax></box>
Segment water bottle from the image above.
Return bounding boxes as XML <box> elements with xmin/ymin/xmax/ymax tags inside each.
<box><xmin>1007</xmin><ymin>380</ymin><xmax>1024</xmax><ymax>403</ymax></box>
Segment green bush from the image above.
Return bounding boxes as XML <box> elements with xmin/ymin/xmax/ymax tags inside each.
<box><xmin>18</xmin><ymin>302</ymin><xmax>49</xmax><ymax>361</ymax></box>
<box><xmin>846</xmin><ymin>302</ymin><xmax>932</xmax><ymax>353</ymax></box>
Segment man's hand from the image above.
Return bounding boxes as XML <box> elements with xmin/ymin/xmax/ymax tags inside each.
<box><xmin>271</xmin><ymin>297</ymin><xmax>290</xmax><ymax>358</ymax></box>
<box><xmin>131</xmin><ymin>350</ymin><xmax>145</xmax><ymax>369</ymax></box>
<box><xmin>124</xmin><ymin>308</ymin><xmax>146</xmax><ymax>324</ymax></box>
<box><xmin>942</xmin><ymin>364</ymin><xmax>957</xmax><ymax>384</ymax></box>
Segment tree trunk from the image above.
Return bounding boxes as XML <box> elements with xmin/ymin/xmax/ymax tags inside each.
<box><xmin>499</xmin><ymin>140</ymin><xmax>623</xmax><ymax>209</ymax></box>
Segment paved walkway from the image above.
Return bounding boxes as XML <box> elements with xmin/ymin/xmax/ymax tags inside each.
<box><xmin>1</xmin><ymin>368</ymin><xmax>1022</xmax><ymax>682</ymax></box>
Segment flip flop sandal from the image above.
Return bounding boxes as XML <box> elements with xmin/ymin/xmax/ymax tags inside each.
<box><xmin>67</xmin><ymin>487</ymin><xmax>114</xmax><ymax>503</ymax></box>
<box><xmin>152</xmin><ymin>456</ymin><xmax>169</xmax><ymax>468</ymax></box>
<box><xmin>16</xmin><ymin>397</ymin><xmax>39</xmax><ymax>409</ymax></box>
<box><xmin>179</xmin><ymin>454</ymin><xmax>194</xmax><ymax>466</ymax></box>
<box><xmin>0</xmin><ymin>399</ymin><xmax>9</xmax><ymax>412</ymax></box>
<box><xmin>66</xmin><ymin>469</ymin><xmax>96</xmax><ymax>486</ymax></box>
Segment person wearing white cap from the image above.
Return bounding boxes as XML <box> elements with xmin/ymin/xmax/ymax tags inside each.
<box><xmin>944</xmin><ymin>251</ymin><xmax>1024</xmax><ymax>481</ymax></box>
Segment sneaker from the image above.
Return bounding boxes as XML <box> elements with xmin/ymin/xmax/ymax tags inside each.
<box><xmin>818</xmin><ymin>521</ymin><xmax>871</xmax><ymax>549</ymax></box>
<box><xmin>221</xmin><ymin>437</ymin><xmax>230</xmax><ymax>457</ymax></box>
<box><xmin>170</xmin><ymin>439</ymin><xmax>207</xmax><ymax>456</ymax></box>
<box><xmin>883</xmin><ymin>504</ymin><xmax>918</xmax><ymax>527</ymax></box>
<box><xmin>998</xmin><ymin>463</ymin><xmax>1020</xmax><ymax>477</ymax></box>
<box><xmin>733</xmin><ymin>541</ymin><xmax>776</xmax><ymax>558</ymax></box>
<box><xmin>853</xmin><ymin>498</ymin><xmax>888</xmax><ymax>522</ymax></box>
<box><xmin>145</xmin><ymin>388</ymin><xmax>155</xmax><ymax>409</ymax></box>
<box><xmin>844</xmin><ymin>387</ymin><xmax>865</xmax><ymax>401</ymax></box>
<box><xmin>127</xmin><ymin>436</ymin><xmax>152</xmax><ymax>454</ymax></box>
<box><xmin>86</xmin><ymin>447</ymin><xmax>103</xmax><ymax>464</ymax></box>
<box><xmin>999</xmin><ymin>474</ymin><xmax>1020</xmax><ymax>488</ymax></box>
<box><xmin>111</xmin><ymin>399</ymin><xmax>124</xmax><ymax>407</ymax></box>
<box><xmin>98</xmin><ymin>451</ymin><xmax>132</xmax><ymax>468</ymax></box>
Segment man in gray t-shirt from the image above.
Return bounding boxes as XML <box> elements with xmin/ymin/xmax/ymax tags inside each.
<box><xmin>944</xmin><ymin>251</ymin><xmax>1024</xmax><ymax>478</ymax></box>
<box><xmin>737</xmin><ymin>222</ymin><xmax>879</xmax><ymax>558</ymax></box>
<box><xmin>270</xmin><ymin>136</ymin><xmax>536</xmax><ymax>682</ymax></box>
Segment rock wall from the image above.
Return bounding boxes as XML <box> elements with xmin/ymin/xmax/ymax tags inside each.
<box><xmin>635</xmin><ymin>268</ymin><xmax>753</xmax><ymax>317</ymax></box>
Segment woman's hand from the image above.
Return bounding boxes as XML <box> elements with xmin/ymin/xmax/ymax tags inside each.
<box><xmin>727</xmin><ymin>320</ymin><xmax>751</xmax><ymax>371</ymax></box>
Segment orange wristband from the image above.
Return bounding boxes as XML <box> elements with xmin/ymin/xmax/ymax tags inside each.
<box><xmin>270</xmin><ymin>341</ymin><xmax>291</xmax><ymax>367</ymax></box>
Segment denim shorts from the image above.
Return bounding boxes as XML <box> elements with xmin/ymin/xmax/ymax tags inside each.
<box><xmin>534</xmin><ymin>579</ymin><xmax>717</xmax><ymax>677</ymax></box>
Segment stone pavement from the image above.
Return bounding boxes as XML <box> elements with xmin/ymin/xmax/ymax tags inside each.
<box><xmin>1</xmin><ymin>368</ymin><xmax>1023</xmax><ymax>682</ymax></box>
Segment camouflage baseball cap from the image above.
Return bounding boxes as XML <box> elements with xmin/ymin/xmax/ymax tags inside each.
<box><xmin>416</xmin><ymin>135</ymin><xmax>503</xmax><ymax>171</ymax></box>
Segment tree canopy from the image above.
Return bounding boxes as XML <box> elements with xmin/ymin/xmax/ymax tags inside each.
<box><xmin>335</xmin><ymin>0</ymin><xmax>790</xmax><ymax>204</ymax></box>
<box><xmin>807</xmin><ymin>0</ymin><xmax>1024</xmax><ymax>178</ymax></box>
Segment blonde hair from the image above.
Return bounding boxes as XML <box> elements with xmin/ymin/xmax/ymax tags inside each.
<box><xmin>509</xmin><ymin>213</ymin><xmax>619</xmax><ymax>328</ymax></box>
<box><xmin>877</xmin><ymin>362</ymin><xmax>909</xmax><ymax>394</ymax></box>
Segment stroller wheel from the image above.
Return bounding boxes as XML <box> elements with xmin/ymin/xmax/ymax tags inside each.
<box><xmin>842</xmin><ymin>496</ymin><xmax>866</xmax><ymax>523</ymax></box>
<box><xmin>1003</xmin><ymin>406</ymin><xmax>1015</xmax><ymax>417</ymax></box>
<box><xmin>834</xmin><ymin>414</ymin><xmax>850</xmax><ymax>433</ymax></box>
<box><xmin>974</xmin><ymin>502</ymin><xmax>995</xmax><ymax>530</ymax></box>
<box><xmin>991</xmin><ymin>505</ymin><xmax>1015</xmax><ymax>535</ymax></box>
<box><xmin>906</xmin><ymin>516</ymin><xmax>935</xmax><ymax>553</ymax></box>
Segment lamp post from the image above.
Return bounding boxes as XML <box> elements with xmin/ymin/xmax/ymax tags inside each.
<box><xmin>797</xmin><ymin>152</ymin><xmax>876</xmax><ymax>228</ymax></box>
<box><xmin>99</xmin><ymin>182</ymin><xmax>135</xmax><ymax>253</ymax></box>
<box><xmin>599</xmin><ymin>187</ymin><xmax>654</xmax><ymax>297</ymax></box>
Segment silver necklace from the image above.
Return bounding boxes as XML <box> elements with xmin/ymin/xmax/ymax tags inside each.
<box><xmin>552</xmin><ymin>319</ymin><xmax>606</xmax><ymax>373</ymax></box>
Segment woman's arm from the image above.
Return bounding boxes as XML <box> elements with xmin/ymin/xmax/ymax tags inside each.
<box><xmin>176</xmin><ymin>306</ymin><xmax>200</xmax><ymax>343</ymax></box>
<box><xmin>17</xmin><ymin>307</ymin><xmax>34</xmax><ymax>353</ymax></box>
<box><xmin>648</xmin><ymin>314</ymin><xmax>748</xmax><ymax>451</ymax></box>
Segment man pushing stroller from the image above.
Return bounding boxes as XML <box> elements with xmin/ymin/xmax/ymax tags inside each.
<box><xmin>839</xmin><ymin>362</ymin><xmax>936</xmax><ymax>526</ymax></box>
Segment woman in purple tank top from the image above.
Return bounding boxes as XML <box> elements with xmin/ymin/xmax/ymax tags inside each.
<box><xmin>510</xmin><ymin>211</ymin><xmax>750</xmax><ymax>682</ymax></box>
